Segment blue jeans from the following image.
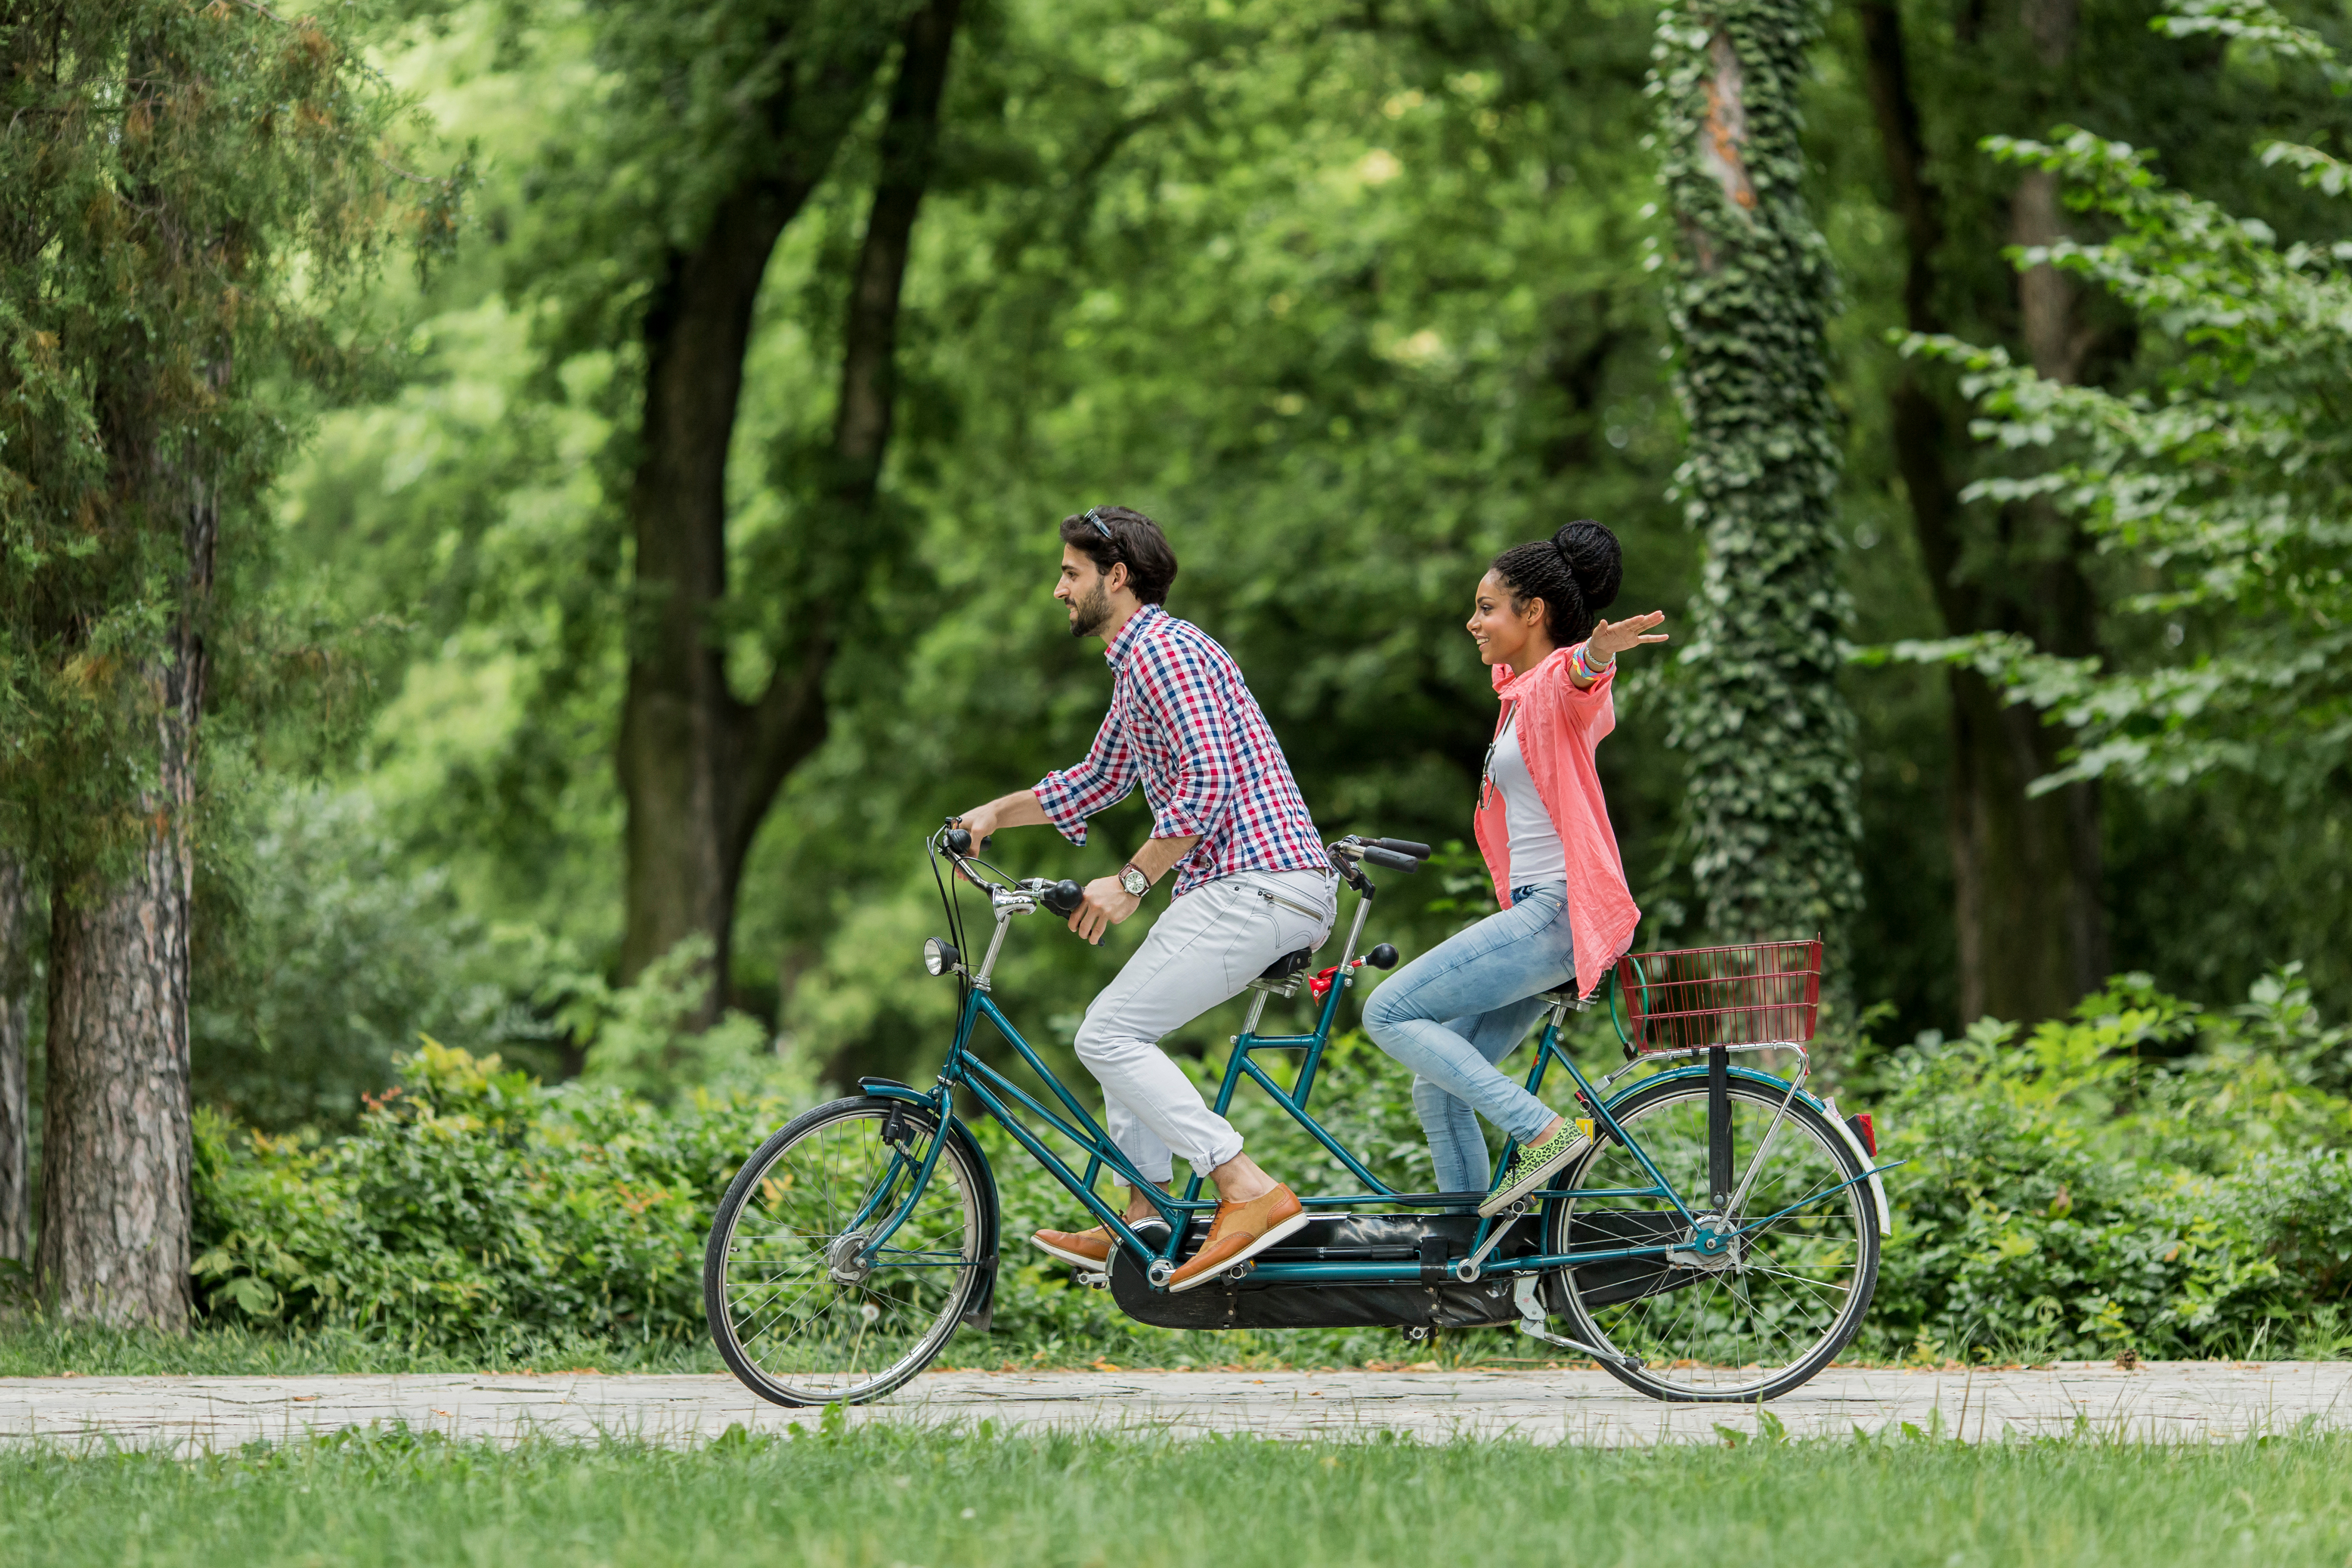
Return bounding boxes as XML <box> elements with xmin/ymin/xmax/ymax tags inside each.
<box><xmin>1360</xmin><ymin>884</ymin><xmax>1573</xmax><ymax>1198</ymax></box>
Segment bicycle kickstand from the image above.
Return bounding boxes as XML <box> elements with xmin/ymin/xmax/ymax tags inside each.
<box><xmin>1511</xmin><ymin>1276</ymin><xmax>1643</xmax><ymax>1369</ymax></box>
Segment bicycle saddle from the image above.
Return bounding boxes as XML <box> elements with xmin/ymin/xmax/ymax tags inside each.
<box><xmin>1258</xmin><ymin>947</ymin><xmax>1315</xmax><ymax>983</ymax></box>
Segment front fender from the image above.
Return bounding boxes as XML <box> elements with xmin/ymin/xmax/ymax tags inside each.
<box><xmin>1601</xmin><ymin>1063</ymin><xmax>1891</xmax><ymax>1237</ymax></box>
<box><xmin>855</xmin><ymin>1078</ymin><xmax>1001</xmax><ymax>1330</ymax></box>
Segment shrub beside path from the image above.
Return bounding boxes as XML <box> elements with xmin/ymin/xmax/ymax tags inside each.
<box><xmin>1</xmin><ymin>1363</ymin><xmax>2346</xmax><ymax>1450</ymax></box>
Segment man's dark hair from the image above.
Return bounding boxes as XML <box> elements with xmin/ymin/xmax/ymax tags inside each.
<box><xmin>1059</xmin><ymin>505</ymin><xmax>1178</xmax><ymax>605</ymax></box>
<box><xmin>1490</xmin><ymin>519</ymin><xmax>1622</xmax><ymax>647</ymax></box>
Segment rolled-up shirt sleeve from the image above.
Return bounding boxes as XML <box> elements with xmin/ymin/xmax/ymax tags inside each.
<box><xmin>1139</xmin><ymin>644</ymin><xmax>1237</xmax><ymax>840</ymax></box>
<box><xmin>1033</xmin><ymin>707</ymin><xmax>1135</xmax><ymax>845</ymax></box>
<box><xmin>1531</xmin><ymin>647</ymin><xmax>1616</xmax><ymax>745</ymax></box>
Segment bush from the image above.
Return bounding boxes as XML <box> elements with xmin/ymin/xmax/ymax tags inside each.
<box><xmin>191</xmin><ymin>1041</ymin><xmax>811</xmax><ymax>1352</ymax></box>
<box><xmin>1858</xmin><ymin>971</ymin><xmax>2352</xmax><ymax>1361</ymax></box>
<box><xmin>187</xmin><ymin>971</ymin><xmax>2352</xmax><ymax>1364</ymax></box>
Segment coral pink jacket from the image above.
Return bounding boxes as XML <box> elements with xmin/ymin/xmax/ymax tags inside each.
<box><xmin>1472</xmin><ymin>645</ymin><xmax>1641</xmax><ymax>1000</ymax></box>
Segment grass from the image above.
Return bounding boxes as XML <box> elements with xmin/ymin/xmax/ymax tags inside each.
<box><xmin>2</xmin><ymin>1424</ymin><xmax>2349</xmax><ymax>1567</ymax></box>
<box><xmin>0</xmin><ymin>1320</ymin><xmax>726</xmax><ymax>1378</ymax></box>
<box><xmin>0</xmin><ymin>1315</ymin><xmax>1589</xmax><ymax>1377</ymax></box>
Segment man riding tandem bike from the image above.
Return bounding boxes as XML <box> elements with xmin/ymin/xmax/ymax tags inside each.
<box><xmin>701</xmin><ymin>507</ymin><xmax>1897</xmax><ymax>1406</ymax></box>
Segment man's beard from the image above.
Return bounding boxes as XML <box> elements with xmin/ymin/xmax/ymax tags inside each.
<box><xmin>1067</xmin><ymin>580</ymin><xmax>1112</xmax><ymax>638</ymax></box>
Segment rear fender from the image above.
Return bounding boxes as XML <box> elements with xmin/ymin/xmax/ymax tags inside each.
<box><xmin>855</xmin><ymin>1078</ymin><xmax>1001</xmax><ymax>1330</ymax></box>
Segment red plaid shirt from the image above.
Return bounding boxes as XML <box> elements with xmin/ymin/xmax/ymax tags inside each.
<box><xmin>1034</xmin><ymin>605</ymin><xmax>1331</xmax><ymax>896</ymax></box>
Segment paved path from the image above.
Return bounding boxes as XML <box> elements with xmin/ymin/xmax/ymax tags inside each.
<box><xmin>2</xmin><ymin>1362</ymin><xmax>2348</xmax><ymax>1451</ymax></box>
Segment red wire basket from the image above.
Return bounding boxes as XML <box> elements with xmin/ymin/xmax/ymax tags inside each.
<box><xmin>1611</xmin><ymin>938</ymin><xmax>1823</xmax><ymax>1053</ymax></box>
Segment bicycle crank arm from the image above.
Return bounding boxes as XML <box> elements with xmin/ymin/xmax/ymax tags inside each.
<box><xmin>1449</xmin><ymin>1203</ymin><xmax>1528</xmax><ymax>1283</ymax></box>
<box><xmin>1511</xmin><ymin>1276</ymin><xmax>1643</xmax><ymax>1369</ymax></box>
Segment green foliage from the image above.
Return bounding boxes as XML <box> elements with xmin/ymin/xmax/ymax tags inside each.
<box><xmin>191</xmin><ymin>787</ymin><xmax>800</xmax><ymax>1127</ymax></box>
<box><xmin>0</xmin><ymin>1318</ymin><xmax>719</xmax><ymax>1377</ymax></box>
<box><xmin>190</xmin><ymin>1039</ymin><xmax>814</xmax><ymax>1351</ymax></box>
<box><xmin>1651</xmin><ymin>0</ymin><xmax>1863</xmax><ymax>955</ymax></box>
<box><xmin>271</xmin><ymin>0</ymin><xmax>1702</xmax><ymax>1084</ymax></box>
<box><xmin>0</xmin><ymin>0</ymin><xmax>456</xmax><ymax>869</ymax></box>
<box><xmin>16</xmin><ymin>1419</ymin><xmax>2352</xmax><ymax>1568</ymax></box>
<box><xmin>194</xmin><ymin>786</ymin><xmax>562</xmax><ymax>1127</ymax></box>
<box><xmin>1885</xmin><ymin>5</ymin><xmax>2352</xmax><ymax>798</ymax></box>
<box><xmin>1860</xmin><ymin>970</ymin><xmax>2352</xmax><ymax>1361</ymax></box>
<box><xmin>175</xmin><ymin>966</ymin><xmax>2352</xmax><ymax>1368</ymax></box>
<box><xmin>563</xmin><ymin>936</ymin><xmax>789</xmax><ymax>1102</ymax></box>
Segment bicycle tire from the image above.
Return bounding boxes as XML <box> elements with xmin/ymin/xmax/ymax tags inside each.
<box><xmin>705</xmin><ymin>1095</ymin><xmax>985</xmax><ymax>1407</ymax></box>
<box><xmin>1545</xmin><ymin>1073</ymin><xmax>1878</xmax><ymax>1402</ymax></box>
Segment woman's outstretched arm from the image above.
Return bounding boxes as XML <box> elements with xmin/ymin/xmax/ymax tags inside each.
<box><xmin>1570</xmin><ymin>610</ymin><xmax>1670</xmax><ymax>688</ymax></box>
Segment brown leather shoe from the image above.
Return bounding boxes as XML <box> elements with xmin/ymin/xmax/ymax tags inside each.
<box><xmin>1030</xmin><ymin>1226</ymin><xmax>1113</xmax><ymax>1268</ymax></box>
<box><xmin>1166</xmin><ymin>1184</ymin><xmax>1309</xmax><ymax>1294</ymax></box>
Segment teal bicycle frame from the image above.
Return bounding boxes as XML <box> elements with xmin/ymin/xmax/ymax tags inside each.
<box><xmin>852</xmin><ymin>834</ymin><xmax>1897</xmax><ymax>1293</ymax></box>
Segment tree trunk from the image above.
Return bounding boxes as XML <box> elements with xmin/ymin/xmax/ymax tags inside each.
<box><xmin>617</xmin><ymin>182</ymin><xmax>803</xmax><ymax>998</ymax></box>
<box><xmin>619</xmin><ymin>0</ymin><xmax>962</xmax><ymax>1019</ymax></box>
<box><xmin>33</xmin><ymin>462</ymin><xmax>211</xmax><ymax>1328</ymax></box>
<box><xmin>0</xmin><ymin>855</ymin><xmax>32</xmax><ymax>1268</ymax></box>
<box><xmin>1655</xmin><ymin>0</ymin><xmax>1864</xmax><ymax>966</ymax></box>
<box><xmin>1857</xmin><ymin>0</ymin><xmax>2107</xmax><ymax>1023</ymax></box>
<box><xmin>36</xmin><ymin>840</ymin><xmax>194</xmax><ymax>1327</ymax></box>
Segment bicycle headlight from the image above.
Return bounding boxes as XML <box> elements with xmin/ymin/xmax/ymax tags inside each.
<box><xmin>922</xmin><ymin>937</ymin><xmax>959</xmax><ymax>977</ymax></box>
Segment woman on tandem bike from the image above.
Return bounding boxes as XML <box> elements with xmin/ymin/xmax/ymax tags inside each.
<box><xmin>700</xmin><ymin>508</ymin><xmax>1892</xmax><ymax>1407</ymax></box>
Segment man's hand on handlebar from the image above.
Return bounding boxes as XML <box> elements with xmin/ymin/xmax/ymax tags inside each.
<box><xmin>1069</xmin><ymin>876</ymin><xmax>1140</xmax><ymax>944</ymax></box>
<box><xmin>953</xmin><ymin>790</ymin><xmax>1051</xmax><ymax>848</ymax></box>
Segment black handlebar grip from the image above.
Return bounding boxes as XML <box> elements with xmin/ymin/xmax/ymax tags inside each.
<box><xmin>1361</xmin><ymin>845</ymin><xmax>1420</xmax><ymax>872</ymax></box>
<box><xmin>1366</xmin><ymin>943</ymin><xmax>1400</xmax><ymax>970</ymax></box>
<box><xmin>1371</xmin><ymin>837</ymin><xmax>1432</xmax><ymax>860</ymax></box>
<box><xmin>1041</xmin><ymin>879</ymin><xmax>1085</xmax><ymax>916</ymax></box>
<box><xmin>945</xmin><ymin>828</ymin><xmax>972</xmax><ymax>855</ymax></box>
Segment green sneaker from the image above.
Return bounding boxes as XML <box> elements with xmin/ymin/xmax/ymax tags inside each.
<box><xmin>1478</xmin><ymin>1118</ymin><xmax>1591</xmax><ymax>1216</ymax></box>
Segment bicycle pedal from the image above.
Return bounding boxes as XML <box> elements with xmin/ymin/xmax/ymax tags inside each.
<box><xmin>1075</xmin><ymin>1269</ymin><xmax>1109</xmax><ymax>1290</ymax></box>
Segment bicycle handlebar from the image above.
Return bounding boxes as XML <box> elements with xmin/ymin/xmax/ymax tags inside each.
<box><xmin>1040</xmin><ymin>879</ymin><xmax>1084</xmax><ymax>916</ymax></box>
<box><xmin>1360</xmin><ymin>845</ymin><xmax>1420</xmax><ymax>872</ymax></box>
<box><xmin>1369</xmin><ymin>837</ymin><xmax>1432</xmax><ymax>860</ymax></box>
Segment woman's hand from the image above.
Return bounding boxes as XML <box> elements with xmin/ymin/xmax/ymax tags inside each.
<box><xmin>1589</xmin><ymin>611</ymin><xmax>1669</xmax><ymax>661</ymax></box>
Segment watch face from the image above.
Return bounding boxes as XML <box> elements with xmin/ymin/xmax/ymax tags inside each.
<box><xmin>1121</xmin><ymin>867</ymin><xmax>1150</xmax><ymax>897</ymax></box>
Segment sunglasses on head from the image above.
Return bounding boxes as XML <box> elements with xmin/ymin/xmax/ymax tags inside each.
<box><xmin>1083</xmin><ymin>507</ymin><xmax>1115</xmax><ymax>543</ymax></box>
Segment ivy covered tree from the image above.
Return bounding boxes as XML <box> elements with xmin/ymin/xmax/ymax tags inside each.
<box><xmin>0</xmin><ymin>0</ymin><xmax>447</xmax><ymax>1322</ymax></box>
<box><xmin>1652</xmin><ymin>0</ymin><xmax>1864</xmax><ymax>962</ymax></box>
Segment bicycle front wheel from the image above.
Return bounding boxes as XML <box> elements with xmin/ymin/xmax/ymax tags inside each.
<box><xmin>1546</xmin><ymin>1071</ymin><xmax>1878</xmax><ymax>1401</ymax></box>
<box><xmin>705</xmin><ymin>1096</ymin><xmax>986</xmax><ymax>1406</ymax></box>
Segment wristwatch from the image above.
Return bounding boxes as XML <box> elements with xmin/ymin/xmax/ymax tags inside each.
<box><xmin>1119</xmin><ymin>863</ymin><xmax>1152</xmax><ymax>899</ymax></box>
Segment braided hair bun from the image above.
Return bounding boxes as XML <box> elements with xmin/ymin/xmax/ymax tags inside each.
<box><xmin>1490</xmin><ymin>519</ymin><xmax>1622</xmax><ymax>647</ymax></box>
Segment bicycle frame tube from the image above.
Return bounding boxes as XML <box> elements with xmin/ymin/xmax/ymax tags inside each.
<box><xmin>1515</xmin><ymin>1010</ymin><xmax>1700</xmax><ymax>1227</ymax></box>
<box><xmin>864</xmin><ymin>888</ymin><xmax>1843</xmax><ymax>1289</ymax></box>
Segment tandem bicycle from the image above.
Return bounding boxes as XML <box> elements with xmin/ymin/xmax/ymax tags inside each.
<box><xmin>703</xmin><ymin>823</ymin><xmax>1896</xmax><ymax>1405</ymax></box>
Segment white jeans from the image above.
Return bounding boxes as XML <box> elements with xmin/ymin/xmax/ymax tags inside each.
<box><xmin>1073</xmin><ymin>868</ymin><xmax>1338</xmax><ymax>1185</ymax></box>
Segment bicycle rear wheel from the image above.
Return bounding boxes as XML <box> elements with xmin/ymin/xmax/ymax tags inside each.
<box><xmin>1545</xmin><ymin>1071</ymin><xmax>1877</xmax><ymax>1401</ymax></box>
<box><xmin>705</xmin><ymin>1096</ymin><xmax>985</xmax><ymax>1406</ymax></box>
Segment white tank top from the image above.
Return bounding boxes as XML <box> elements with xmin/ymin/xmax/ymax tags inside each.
<box><xmin>1487</xmin><ymin>710</ymin><xmax>1566</xmax><ymax>886</ymax></box>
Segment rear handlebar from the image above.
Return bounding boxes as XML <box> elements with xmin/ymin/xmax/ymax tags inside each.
<box><xmin>1369</xmin><ymin>837</ymin><xmax>1431</xmax><ymax>860</ymax></box>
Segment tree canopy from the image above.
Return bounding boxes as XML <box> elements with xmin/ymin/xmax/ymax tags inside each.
<box><xmin>3</xmin><ymin>0</ymin><xmax>2350</xmax><ymax>1156</ymax></box>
